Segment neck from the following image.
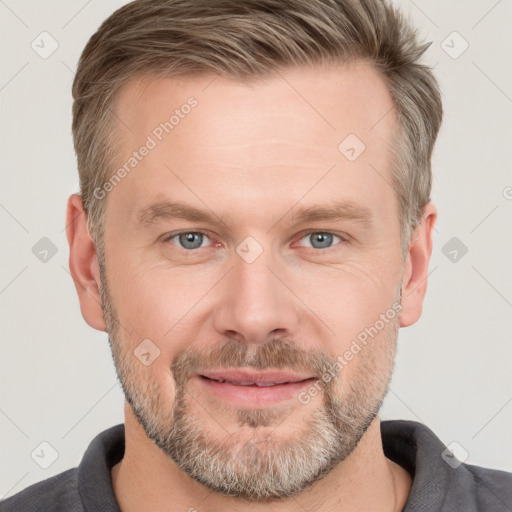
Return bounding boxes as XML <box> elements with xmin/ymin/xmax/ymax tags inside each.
<box><xmin>111</xmin><ymin>403</ymin><xmax>412</xmax><ymax>512</ymax></box>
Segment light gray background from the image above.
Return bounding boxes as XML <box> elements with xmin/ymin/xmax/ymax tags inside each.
<box><xmin>1</xmin><ymin>0</ymin><xmax>511</xmax><ymax>499</ymax></box>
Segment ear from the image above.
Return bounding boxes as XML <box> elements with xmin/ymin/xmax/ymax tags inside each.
<box><xmin>399</xmin><ymin>202</ymin><xmax>437</xmax><ymax>327</ymax></box>
<box><xmin>66</xmin><ymin>193</ymin><xmax>106</xmax><ymax>331</ymax></box>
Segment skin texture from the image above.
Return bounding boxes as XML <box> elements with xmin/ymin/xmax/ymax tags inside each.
<box><xmin>66</xmin><ymin>61</ymin><xmax>435</xmax><ymax>511</ymax></box>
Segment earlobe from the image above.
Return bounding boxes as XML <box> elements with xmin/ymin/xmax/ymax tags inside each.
<box><xmin>399</xmin><ymin>203</ymin><xmax>437</xmax><ymax>328</ymax></box>
<box><xmin>66</xmin><ymin>194</ymin><xmax>106</xmax><ymax>331</ymax></box>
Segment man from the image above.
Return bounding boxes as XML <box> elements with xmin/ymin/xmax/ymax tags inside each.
<box><xmin>2</xmin><ymin>0</ymin><xmax>511</xmax><ymax>511</ymax></box>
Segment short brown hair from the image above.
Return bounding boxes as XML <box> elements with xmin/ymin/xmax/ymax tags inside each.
<box><xmin>72</xmin><ymin>0</ymin><xmax>443</xmax><ymax>257</ymax></box>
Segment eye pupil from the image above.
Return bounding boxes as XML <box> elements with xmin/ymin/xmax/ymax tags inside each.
<box><xmin>310</xmin><ymin>232</ymin><xmax>333</xmax><ymax>249</ymax></box>
<box><xmin>179</xmin><ymin>232</ymin><xmax>203</xmax><ymax>249</ymax></box>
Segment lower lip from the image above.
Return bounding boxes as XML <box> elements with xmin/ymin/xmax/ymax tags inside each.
<box><xmin>196</xmin><ymin>376</ymin><xmax>318</xmax><ymax>407</ymax></box>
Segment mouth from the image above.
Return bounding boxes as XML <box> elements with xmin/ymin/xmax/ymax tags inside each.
<box><xmin>196</xmin><ymin>370</ymin><xmax>318</xmax><ymax>406</ymax></box>
<box><xmin>200</xmin><ymin>369</ymin><xmax>315</xmax><ymax>385</ymax></box>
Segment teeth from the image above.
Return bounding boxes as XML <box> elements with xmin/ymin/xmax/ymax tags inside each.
<box><xmin>227</xmin><ymin>380</ymin><xmax>258</xmax><ymax>386</ymax></box>
<box><xmin>214</xmin><ymin>379</ymin><xmax>281</xmax><ymax>387</ymax></box>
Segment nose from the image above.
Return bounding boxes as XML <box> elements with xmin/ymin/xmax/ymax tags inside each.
<box><xmin>212</xmin><ymin>245</ymin><xmax>301</xmax><ymax>345</ymax></box>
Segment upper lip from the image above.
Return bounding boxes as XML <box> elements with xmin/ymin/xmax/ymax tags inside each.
<box><xmin>199</xmin><ymin>369</ymin><xmax>315</xmax><ymax>385</ymax></box>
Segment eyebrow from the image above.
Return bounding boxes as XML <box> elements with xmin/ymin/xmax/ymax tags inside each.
<box><xmin>137</xmin><ymin>201</ymin><xmax>217</xmax><ymax>226</ymax></box>
<box><xmin>290</xmin><ymin>201</ymin><xmax>373</xmax><ymax>228</ymax></box>
<box><xmin>135</xmin><ymin>199</ymin><xmax>373</xmax><ymax>229</ymax></box>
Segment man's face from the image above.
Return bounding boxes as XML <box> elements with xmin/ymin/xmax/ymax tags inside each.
<box><xmin>98</xmin><ymin>62</ymin><xmax>405</xmax><ymax>500</ymax></box>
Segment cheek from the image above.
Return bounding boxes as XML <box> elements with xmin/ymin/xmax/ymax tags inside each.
<box><xmin>294</xmin><ymin>260</ymin><xmax>399</xmax><ymax>341</ymax></box>
<box><xmin>110</xmin><ymin>263</ymin><xmax>203</xmax><ymax>339</ymax></box>
<box><xmin>113</xmin><ymin>266</ymin><xmax>230</xmax><ymax>352</ymax></box>
<box><xmin>326</xmin><ymin>316</ymin><xmax>398</xmax><ymax>401</ymax></box>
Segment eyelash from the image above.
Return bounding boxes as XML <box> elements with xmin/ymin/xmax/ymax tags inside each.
<box><xmin>162</xmin><ymin>230</ymin><xmax>347</xmax><ymax>252</ymax></box>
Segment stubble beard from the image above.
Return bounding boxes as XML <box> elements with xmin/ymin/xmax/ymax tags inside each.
<box><xmin>98</xmin><ymin>256</ymin><xmax>398</xmax><ymax>502</ymax></box>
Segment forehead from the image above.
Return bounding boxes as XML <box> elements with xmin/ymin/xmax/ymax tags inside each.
<box><xmin>116</xmin><ymin>60</ymin><xmax>396</xmax><ymax>145</ymax></box>
<box><xmin>108</xmin><ymin>61</ymin><xmax>399</xmax><ymax>228</ymax></box>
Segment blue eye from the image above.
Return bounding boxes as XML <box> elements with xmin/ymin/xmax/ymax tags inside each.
<box><xmin>163</xmin><ymin>230</ymin><xmax>344</xmax><ymax>252</ymax></box>
<box><xmin>168</xmin><ymin>232</ymin><xmax>211</xmax><ymax>250</ymax></box>
<box><xmin>299</xmin><ymin>232</ymin><xmax>343</xmax><ymax>250</ymax></box>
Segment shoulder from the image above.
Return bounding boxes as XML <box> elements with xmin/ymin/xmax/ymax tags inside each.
<box><xmin>463</xmin><ymin>463</ymin><xmax>512</xmax><ymax>509</ymax></box>
<box><xmin>381</xmin><ymin>419</ymin><xmax>512</xmax><ymax>510</ymax></box>
<box><xmin>0</xmin><ymin>468</ymin><xmax>83</xmax><ymax>512</ymax></box>
<box><xmin>0</xmin><ymin>423</ymin><xmax>124</xmax><ymax>512</ymax></box>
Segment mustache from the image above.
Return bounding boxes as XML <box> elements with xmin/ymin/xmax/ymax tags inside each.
<box><xmin>171</xmin><ymin>338</ymin><xmax>335</xmax><ymax>387</ymax></box>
